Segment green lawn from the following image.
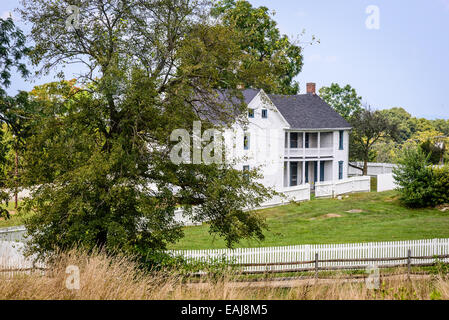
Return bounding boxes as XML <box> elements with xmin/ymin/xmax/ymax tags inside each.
<box><xmin>169</xmin><ymin>191</ymin><xmax>449</xmax><ymax>250</ymax></box>
<box><xmin>0</xmin><ymin>201</ymin><xmax>30</xmax><ymax>229</ymax></box>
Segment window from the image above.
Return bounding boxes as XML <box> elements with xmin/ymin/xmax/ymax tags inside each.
<box><xmin>244</xmin><ymin>133</ymin><xmax>250</xmax><ymax>150</ymax></box>
<box><xmin>313</xmin><ymin>161</ymin><xmax>318</xmax><ymax>183</ymax></box>
<box><xmin>243</xmin><ymin>165</ymin><xmax>250</xmax><ymax>171</ymax></box>
<box><xmin>261</xmin><ymin>109</ymin><xmax>268</xmax><ymax>119</ymax></box>
<box><xmin>305</xmin><ymin>133</ymin><xmax>310</xmax><ymax>148</ymax></box>
<box><xmin>248</xmin><ymin>109</ymin><xmax>254</xmax><ymax>118</ymax></box>
<box><xmin>290</xmin><ymin>133</ymin><xmax>298</xmax><ymax>149</ymax></box>
<box><xmin>339</xmin><ymin>131</ymin><xmax>344</xmax><ymax>150</ymax></box>
<box><xmin>338</xmin><ymin>161</ymin><xmax>344</xmax><ymax>180</ymax></box>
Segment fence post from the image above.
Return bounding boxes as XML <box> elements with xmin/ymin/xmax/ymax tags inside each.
<box><xmin>407</xmin><ymin>249</ymin><xmax>411</xmax><ymax>280</ymax></box>
<box><xmin>315</xmin><ymin>253</ymin><xmax>319</xmax><ymax>280</ymax></box>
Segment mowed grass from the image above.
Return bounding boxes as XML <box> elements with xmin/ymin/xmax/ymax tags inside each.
<box><xmin>0</xmin><ymin>201</ymin><xmax>30</xmax><ymax>229</ymax></box>
<box><xmin>169</xmin><ymin>191</ymin><xmax>449</xmax><ymax>250</ymax></box>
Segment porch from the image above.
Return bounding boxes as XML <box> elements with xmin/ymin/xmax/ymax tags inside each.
<box><xmin>284</xmin><ymin>131</ymin><xmax>334</xmax><ymax>158</ymax></box>
<box><xmin>283</xmin><ymin>160</ymin><xmax>334</xmax><ymax>188</ymax></box>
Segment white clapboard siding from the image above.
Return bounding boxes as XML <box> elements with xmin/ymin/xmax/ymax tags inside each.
<box><xmin>169</xmin><ymin>239</ymin><xmax>449</xmax><ymax>273</ymax></box>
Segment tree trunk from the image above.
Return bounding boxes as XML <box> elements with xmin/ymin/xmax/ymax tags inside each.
<box><xmin>14</xmin><ymin>149</ymin><xmax>18</xmax><ymax>209</ymax></box>
<box><xmin>363</xmin><ymin>159</ymin><xmax>368</xmax><ymax>176</ymax></box>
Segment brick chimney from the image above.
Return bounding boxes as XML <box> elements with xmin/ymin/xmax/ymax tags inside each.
<box><xmin>306</xmin><ymin>82</ymin><xmax>316</xmax><ymax>95</ymax></box>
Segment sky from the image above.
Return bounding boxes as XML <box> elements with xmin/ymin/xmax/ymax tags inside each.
<box><xmin>2</xmin><ymin>0</ymin><xmax>449</xmax><ymax>119</ymax></box>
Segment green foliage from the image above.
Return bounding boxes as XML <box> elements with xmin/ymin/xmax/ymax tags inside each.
<box><xmin>394</xmin><ymin>146</ymin><xmax>449</xmax><ymax>207</ymax></box>
<box><xmin>19</xmin><ymin>0</ymin><xmax>276</xmax><ymax>261</ymax></box>
<box><xmin>432</xmin><ymin>166</ymin><xmax>449</xmax><ymax>205</ymax></box>
<box><xmin>318</xmin><ymin>83</ymin><xmax>362</xmax><ymax>120</ymax></box>
<box><xmin>350</xmin><ymin>108</ymin><xmax>399</xmax><ymax>175</ymax></box>
<box><xmin>0</xmin><ymin>17</ymin><xmax>31</xmax><ymax>213</ymax></box>
<box><xmin>0</xmin><ymin>17</ymin><xmax>30</xmax><ymax>97</ymax></box>
<box><xmin>379</xmin><ymin>108</ymin><xmax>415</xmax><ymax>142</ymax></box>
<box><xmin>142</xmin><ymin>250</ymin><xmax>238</xmax><ymax>278</ymax></box>
<box><xmin>393</xmin><ymin>147</ymin><xmax>434</xmax><ymax>207</ymax></box>
<box><xmin>212</xmin><ymin>0</ymin><xmax>305</xmax><ymax>94</ymax></box>
<box><xmin>420</xmin><ymin>139</ymin><xmax>445</xmax><ymax>165</ymax></box>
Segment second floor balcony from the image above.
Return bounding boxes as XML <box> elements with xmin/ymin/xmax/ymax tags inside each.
<box><xmin>285</xmin><ymin>131</ymin><xmax>334</xmax><ymax>158</ymax></box>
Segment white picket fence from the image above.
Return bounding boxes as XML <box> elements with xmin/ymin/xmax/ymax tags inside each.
<box><xmin>315</xmin><ymin>176</ymin><xmax>371</xmax><ymax>198</ymax></box>
<box><xmin>170</xmin><ymin>239</ymin><xmax>449</xmax><ymax>273</ymax></box>
<box><xmin>0</xmin><ymin>241</ymin><xmax>46</xmax><ymax>274</ymax></box>
<box><xmin>260</xmin><ymin>184</ymin><xmax>310</xmax><ymax>208</ymax></box>
<box><xmin>2</xmin><ymin>238</ymin><xmax>449</xmax><ymax>274</ymax></box>
<box><xmin>0</xmin><ymin>226</ymin><xmax>27</xmax><ymax>242</ymax></box>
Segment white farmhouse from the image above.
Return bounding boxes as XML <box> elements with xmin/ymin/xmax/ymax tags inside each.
<box><xmin>223</xmin><ymin>83</ymin><xmax>351</xmax><ymax>194</ymax></box>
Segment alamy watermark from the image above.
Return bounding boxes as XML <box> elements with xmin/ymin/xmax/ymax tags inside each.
<box><xmin>66</xmin><ymin>5</ymin><xmax>80</xmax><ymax>30</ymax></box>
<box><xmin>365</xmin><ymin>5</ymin><xmax>380</xmax><ymax>30</ymax></box>
<box><xmin>365</xmin><ymin>264</ymin><xmax>380</xmax><ymax>289</ymax></box>
<box><xmin>65</xmin><ymin>265</ymin><xmax>80</xmax><ymax>290</ymax></box>
<box><xmin>169</xmin><ymin>121</ymin><xmax>283</xmax><ymax>175</ymax></box>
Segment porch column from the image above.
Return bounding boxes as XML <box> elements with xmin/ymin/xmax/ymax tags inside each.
<box><xmin>287</xmin><ymin>161</ymin><xmax>290</xmax><ymax>187</ymax></box>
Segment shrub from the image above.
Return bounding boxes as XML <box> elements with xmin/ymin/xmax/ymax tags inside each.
<box><xmin>394</xmin><ymin>146</ymin><xmax>449</xmax><ymax>207</ymax></box>
<box><xmin>433</xmin><ymin>166</ymin><xmax>449</xmax><ymax>205</ymax></box>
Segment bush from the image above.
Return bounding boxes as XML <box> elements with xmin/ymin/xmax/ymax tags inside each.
<box><xmin>394</xmin><ymin>146</ymin><xmax>449</xmax><ymax>207</ymax></box>
<box><xmin>433</xmin><ymin>166</ymin><xmax>449</xmax><ymax>205</ymax></box>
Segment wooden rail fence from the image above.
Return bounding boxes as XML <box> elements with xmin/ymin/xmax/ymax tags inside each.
<box><xmin>170</xmin><ymin>239</ymin><xmax>449</xmax><ymax>274</ymax></box>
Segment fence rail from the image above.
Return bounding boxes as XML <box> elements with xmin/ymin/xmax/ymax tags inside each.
<box><xmin>1</xmin><ymin>239</ymin><xmax>449</xmax><ymax>276</ymax></box>
<box><xmin>170</xmin><ymin>239</ymin><xmax>449</xmax><ymax>274</ymax></box>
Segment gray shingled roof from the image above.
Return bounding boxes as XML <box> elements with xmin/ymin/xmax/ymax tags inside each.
<box><xmin>267</xmin><ymin>93</ymin><xmax>352</xmax><ymax>129</ymax></box>
<box><xmin>201</xmin><ymin>88</ymin><xmax>351</xmax><ymax>130</ymax></box>
<box><xmin>242</xmin><ymin>88</ymin><xmax>260</xmax><ymax>104</ymax></box>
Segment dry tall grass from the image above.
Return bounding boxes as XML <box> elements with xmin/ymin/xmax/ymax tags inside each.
<box><xmin>1</xmin><ymin>250</ymin><xmax>448</xmax><ymax>300</ymax></box>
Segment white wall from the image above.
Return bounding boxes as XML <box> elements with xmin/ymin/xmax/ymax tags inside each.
<box><xmin>224</xmin><ymin>90</ymin><xmax>288</xmax><ymax>191</ymax></box>
<box><xmin>324</xmin><ymin>161</ymin><xmax>333</xmax><ymax>182</ymax></box>
<box><xmin>333</xmin><ymin>130</ymin><xmax>350</xmax><ymax>181</ymax></box>
<box><xmin>349</xmin><ymin>162</ymin><xmax>397</xmax><ymax>176</ymax></box>
<box><xmin>320</xmin><ymin>132</ymin><xmax>333</xmax><ymax>148</ymax></box>
<box><xmin>377</xmin><ymin>173</ymin><xmax>398</xmax><ymax>192</ymax></box>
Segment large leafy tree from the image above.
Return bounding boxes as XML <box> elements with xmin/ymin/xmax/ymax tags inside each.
<box><xmin>19</xmin><ymin>0</ymin><xmax>275</xmax><ymax>258</ymax></box>
<box><xmin>318</xmin><ymin>83</ymin><xmax>362</xmax><ymax>121</ymax></box>
<box><xmin>212</xmin><ymin>0</ymin><xmax>305</xmax><ymax>95</ymax></box>
<box><xmin>0</xmin><ymin>17</ymin><xmax>31</xmax><ymax>216</ymax></box>
<box><xmin>349</xmin><ymin>107</ymin><xmax>399</xmax><ymax>175</ymax></box>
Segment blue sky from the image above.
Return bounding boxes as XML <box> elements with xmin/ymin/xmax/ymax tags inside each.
<box><xmin>2</xmin><ymin>0</ymin><xmax>449</xmax><ymax>119</ymax></box>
